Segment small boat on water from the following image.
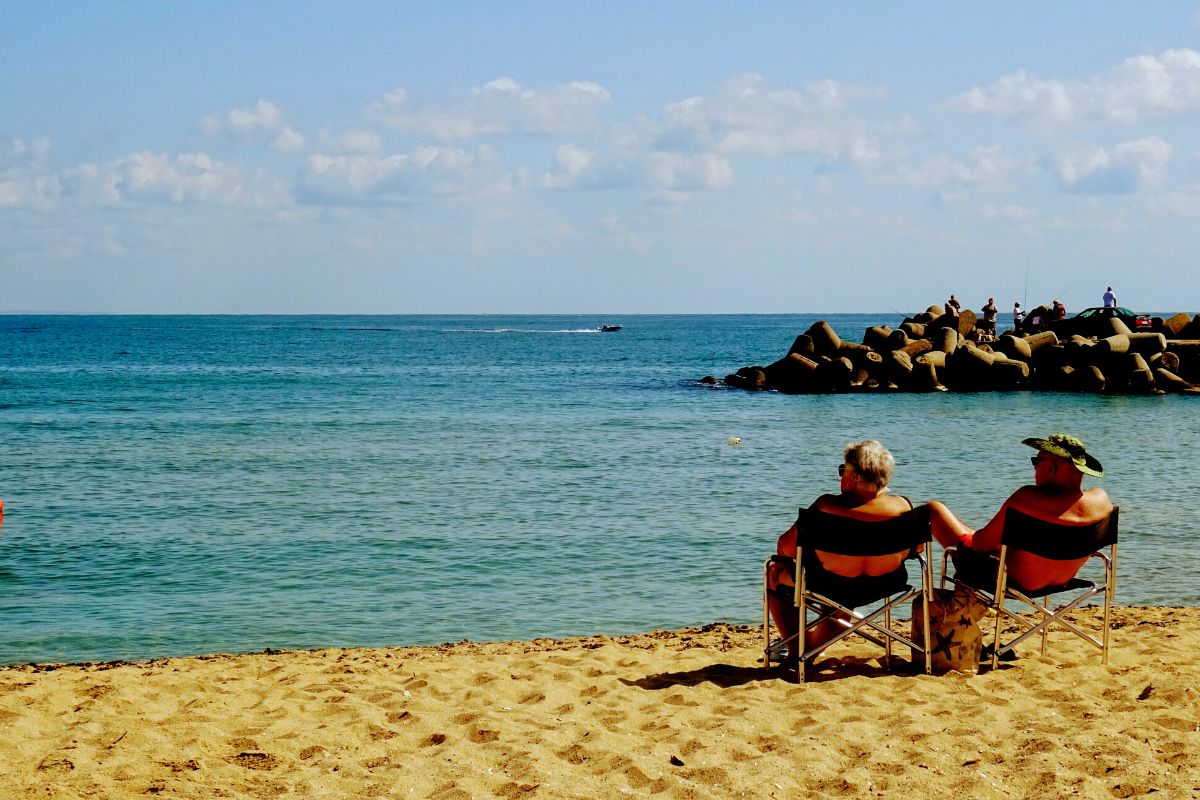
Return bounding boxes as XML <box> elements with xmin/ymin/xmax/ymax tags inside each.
<box><xmin>597</xmin><ymin>324</ymin><xmax>623</xmax><ymax>332</ymax></box>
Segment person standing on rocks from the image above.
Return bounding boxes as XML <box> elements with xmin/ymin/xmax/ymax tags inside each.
<box><xmin>945</xmin><ymin>294</ymin><xmax>961</xmax><ymax>318</ymax></box>
<box><xmin>1103</xmin><ymin>286</ymin><xmax>1117</xmax><ymax>308</ymax></box>
<box><xmin>1013</xmin><ymin>302</ymin><xmax>1025</xmax><ymax>328</ymax></box>
<box><xmin>979</xmin><ymin>298</ymin><xmax>998</xmax><ymax>339</ymax></box>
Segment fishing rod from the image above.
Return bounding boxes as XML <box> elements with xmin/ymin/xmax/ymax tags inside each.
<box><xmin>1052</xmin><ymin>279</ymin><xmax>1075</xmax><ymax>303</ymax></box>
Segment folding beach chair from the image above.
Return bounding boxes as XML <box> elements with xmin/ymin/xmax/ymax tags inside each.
<box><xmin>940</xmin><ymin>507</ymin><xmax>1118</xmax><ymax>669</ymax></box>
<box><xmin>763</xmin><ymin>505</ymin><xmax>934</xmax><ymax>682</ymax></box>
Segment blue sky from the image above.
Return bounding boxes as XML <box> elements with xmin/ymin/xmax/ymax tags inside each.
<box><xmin>5</xmin><ymin>2</ymin><xmax>1200</xmax><ymax>313</ymax></box>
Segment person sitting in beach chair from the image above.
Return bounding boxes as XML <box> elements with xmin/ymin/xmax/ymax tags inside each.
<box><xmin>928</xmin><ymin>434</ymin><xmax>1116</xmax><ymax>662</ymax></box>
<box><xmin>764</xmin><ymin>440</ymin><xmax>932</xmax><ymax>678</ymax></box>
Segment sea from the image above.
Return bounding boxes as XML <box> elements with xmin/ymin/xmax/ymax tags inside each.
<box><xmin>1</xmin><ymin>314</ymin><xmax>1195</xmax><ymax>665</ymax></box>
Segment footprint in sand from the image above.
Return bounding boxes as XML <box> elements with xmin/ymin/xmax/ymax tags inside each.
<box><xmin>495</xmin><ymin>781</ymin><xmax>541</xmax><ymax>799</ymax></box>
<box><xmin>228</xmin><ymin>752</ymin><xmax>279</xmax><ymax>771</ymax></box>
<box><xmin>428</xmin><ymin>783</ymin><xmax>470</xmax><ymax>800</ymax></box>
<box><xmin>467</xmin><ymin>726</ymin><xmax>499</xmax><ymax>743</ymax></box>
<box><xmin>298</xmin><ymin>746</ymin><xmax>325</xmax><ymax>760</ymax></box>
<box><xmin>555</xmin><ymin>743</ymin><xmax>590</xmax><ymax>765</ymax></box>
<box><xmin>367</xmin><ymin>724</ymin><xmax>397</xmax><ymax>741</ymax></box>
<box><xmin>680</xmin><ymin>765</ymin><xmax>730</xmax><ymax>786</ymax></box>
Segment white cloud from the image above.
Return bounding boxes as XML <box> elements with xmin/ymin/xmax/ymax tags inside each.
<box><xmin>536</xmin><ymin>143</ymin><xmax>636</xmax><ymax>190</ymax></box>
<box><xmin>978</xmin><ymin>203</ymin><xmax>1036</xmax><ymax>221</ymax></box>
<box><xmin>112</xmin><ymin>151</ymin><xmax>287</xmax><ymax>205</ymax></box>
<box><xmin>295</xmin><ymin>144</ymin><xmax>512</xmax><ymax>204</ymax></box>
<box><xmin>317</xmin><ymin>128</ymin><xmax>383</xmax><ymax>154</ymax></box>
<box><xmin>949</xmin><ymin>49</ymin><xmax>1200</xmax><ymax>126</ymax></box>
<box><xmin>540</xmin><ymin>144</ymin><xmax>595</xmax><ymax>189</ymax></box>
<box><xmin>948</xmin><ymin>70</ymin><xmax>1075</xmax><ymax>124</ymax></box>
<box><xmin>650</xmin><ymin>73</ymin><xmax>884</xmax><ymax>166</ymax></box>
<box><xmin>1</xmin><ymin>138</ymin><xmax>288</xmax><ymax>209</ymax></box>
<box><xmin>201</xmin><ymin>99</ymin><xmax>300</xmax><ymax>146</ymax></box>
<box><xmin>114</xmin><ymin>152</ymin><xmax>239</xmax><ymax>202</ymax></box>
<box><xmin>367</xmin><ymin>78</ymin><xmax>613</xmax><ymax>140</ymax></box>
<box><xmin>894</xmin><ymin>146</ymin><xmax>1020</xmax><ymax>190</ymax></box>
<box><xmin>61</xmin><ymin>162</ymin><xmax>120</xmax><ymax>204</ymax></box>
<box><xmin>1050</xmin><ymin>136</ymin><xmax>1172</xmax><ymax>193</ymax></box>
<box><xmin>368</xmin><ymin>86</ymin><xmax>409</xmax><ymax>110</ymax></box>
<box><xmin>7</xmin><ymin>137</ymin><xmax>52</xmax><ymax>164</ymax></box>
<box><xmin>0</xmin><ymin>138</ymin><xmax>61</xmax><ymax>209</ymax></box>
<box><xmin>648</xmin><ymin>152</ymin><xmax>734</xmax><ymax>192</ymax></box>
<box><xmin>272</xmin><ymin>126</ymin><xmax>306</xmax><ymax>152</ymax></box>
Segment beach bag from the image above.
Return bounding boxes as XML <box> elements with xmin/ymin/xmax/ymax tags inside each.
<box><xmin>911</xmin><ymin>586</ymin><xmax>989</xmax><ymax>673</ymax></box>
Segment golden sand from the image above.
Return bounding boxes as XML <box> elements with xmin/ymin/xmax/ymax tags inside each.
<box><xmin>2</xmin><ymin>606</ymin><xmax>1198</xmax><ymax>799</ymax></box>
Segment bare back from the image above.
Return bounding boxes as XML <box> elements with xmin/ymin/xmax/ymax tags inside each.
<box><xmin>808</xmin><ymin>492</ymin><xmax>914</xmax><ymax>577</ymax></box>
<box><xmin>972</xmin><ymin>485</ymin><xmax>1113</xmax><ymax>590</ymax></box>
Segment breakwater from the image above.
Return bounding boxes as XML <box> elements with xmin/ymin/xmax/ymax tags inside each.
<box><xmin>715</xmin><ymin>305</ymin><xmax>1200</xmax><ymax>394</ymax></box>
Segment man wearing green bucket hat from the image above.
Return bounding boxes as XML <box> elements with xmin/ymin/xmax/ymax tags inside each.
<box><xmin>929</xmin><ymin>434</ymin><xmax>1114</xmax><ymax>591</ymax></box>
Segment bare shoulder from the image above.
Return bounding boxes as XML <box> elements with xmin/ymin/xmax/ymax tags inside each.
<box><xmin>1081</xmin><ymin>486</ymin><xmax>1114</xmax><ymax>515</ymax></box>
<box><xmin>879</xmin><ymin>493</ymin><xmax>916</xmax><ymax>513</ymax></box>
<box><xmin>809</xmin><ymin>494</ymin><xmax>842</xmax><ymax>512</ymax></box>
<box><xmin>1001</xmin><ymin>484</ymin><xmax>1040</xmax><ymax>510</ymax></box>
<box><xmin>1006</xmin><ymin>484</ymin><xmax>1113</xmax><ymax>523</ymax></box>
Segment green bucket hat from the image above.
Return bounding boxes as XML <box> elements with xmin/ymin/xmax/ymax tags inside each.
<box><xmin>1022</xmin><ymin>433</ymin><xmax>1103</xmax><ymax>478</ymax></box>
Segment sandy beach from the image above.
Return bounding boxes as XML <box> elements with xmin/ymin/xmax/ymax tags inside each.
<box><xmin>2</xmin><ymin>606</ymin><xmax>1198</xmax><ymax>799</ymax></box>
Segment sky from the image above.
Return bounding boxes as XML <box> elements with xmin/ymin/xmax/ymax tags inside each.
<box><xmin>5</xmin><ymin>3</ymin><xmax>1200</xmax><ymax>313</ymax></box>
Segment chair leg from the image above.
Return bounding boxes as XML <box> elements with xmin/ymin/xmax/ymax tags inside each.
<box><xmin>992</xmin><ymin>598</ymin><xmax>1005</xmax><ymax>670</ymax></box>
<box><xmin>1103</xmin><ymin>546</ymin><xmax>1116</xmax><ymax>665</ymax></box>
<box><xmin>923</xmin><ymin>589</ymin><xmax>933</xmax><ymax>675</ymax></box>
<box><xmin>798</xmin><ymin>604</ymin><xmax>807</xmax><ymax>683</ymax></box>
<box><xmin>884</xmin><ymin>602</ymin><xmax>893</xmax><ymax>667</ymax></box>
<box><xmin>1041</xmin><ymin>596</ymin><xmax>1049</xmax><ymax>656</ymax></box>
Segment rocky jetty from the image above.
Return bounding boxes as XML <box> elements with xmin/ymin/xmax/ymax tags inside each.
<box><xmin>714</xmin><ymin>305</ymin><xmax>1200</xmax><ymax>395</ymax></box>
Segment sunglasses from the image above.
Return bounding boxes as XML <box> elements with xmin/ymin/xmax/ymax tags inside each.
<box><xmin>838</xmin><ymin>464</ymin><xmax>847</xmax><ymax>476</ymax></box>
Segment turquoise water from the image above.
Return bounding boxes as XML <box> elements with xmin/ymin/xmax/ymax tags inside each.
<box><xmin>0</xmin><ymin>314</ymin><xmax>1194</xmax><ymax>664</ymax></box>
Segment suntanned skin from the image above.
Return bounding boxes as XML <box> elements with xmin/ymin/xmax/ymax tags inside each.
<box><xmin>929</xmin><ymin>451</ymin><xmax>1113</xmax><ymax>590</ymax></box>
<box><xmin>765</xmin><ymin>464</ymin><xmax>914</xmax><ymax>660</ymax></box>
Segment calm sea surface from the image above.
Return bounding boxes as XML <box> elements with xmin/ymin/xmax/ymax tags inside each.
<box><xmin>0</xmin><ymin>314</ymin><xmax>1194</xmax><ymax>664</ymax></box>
